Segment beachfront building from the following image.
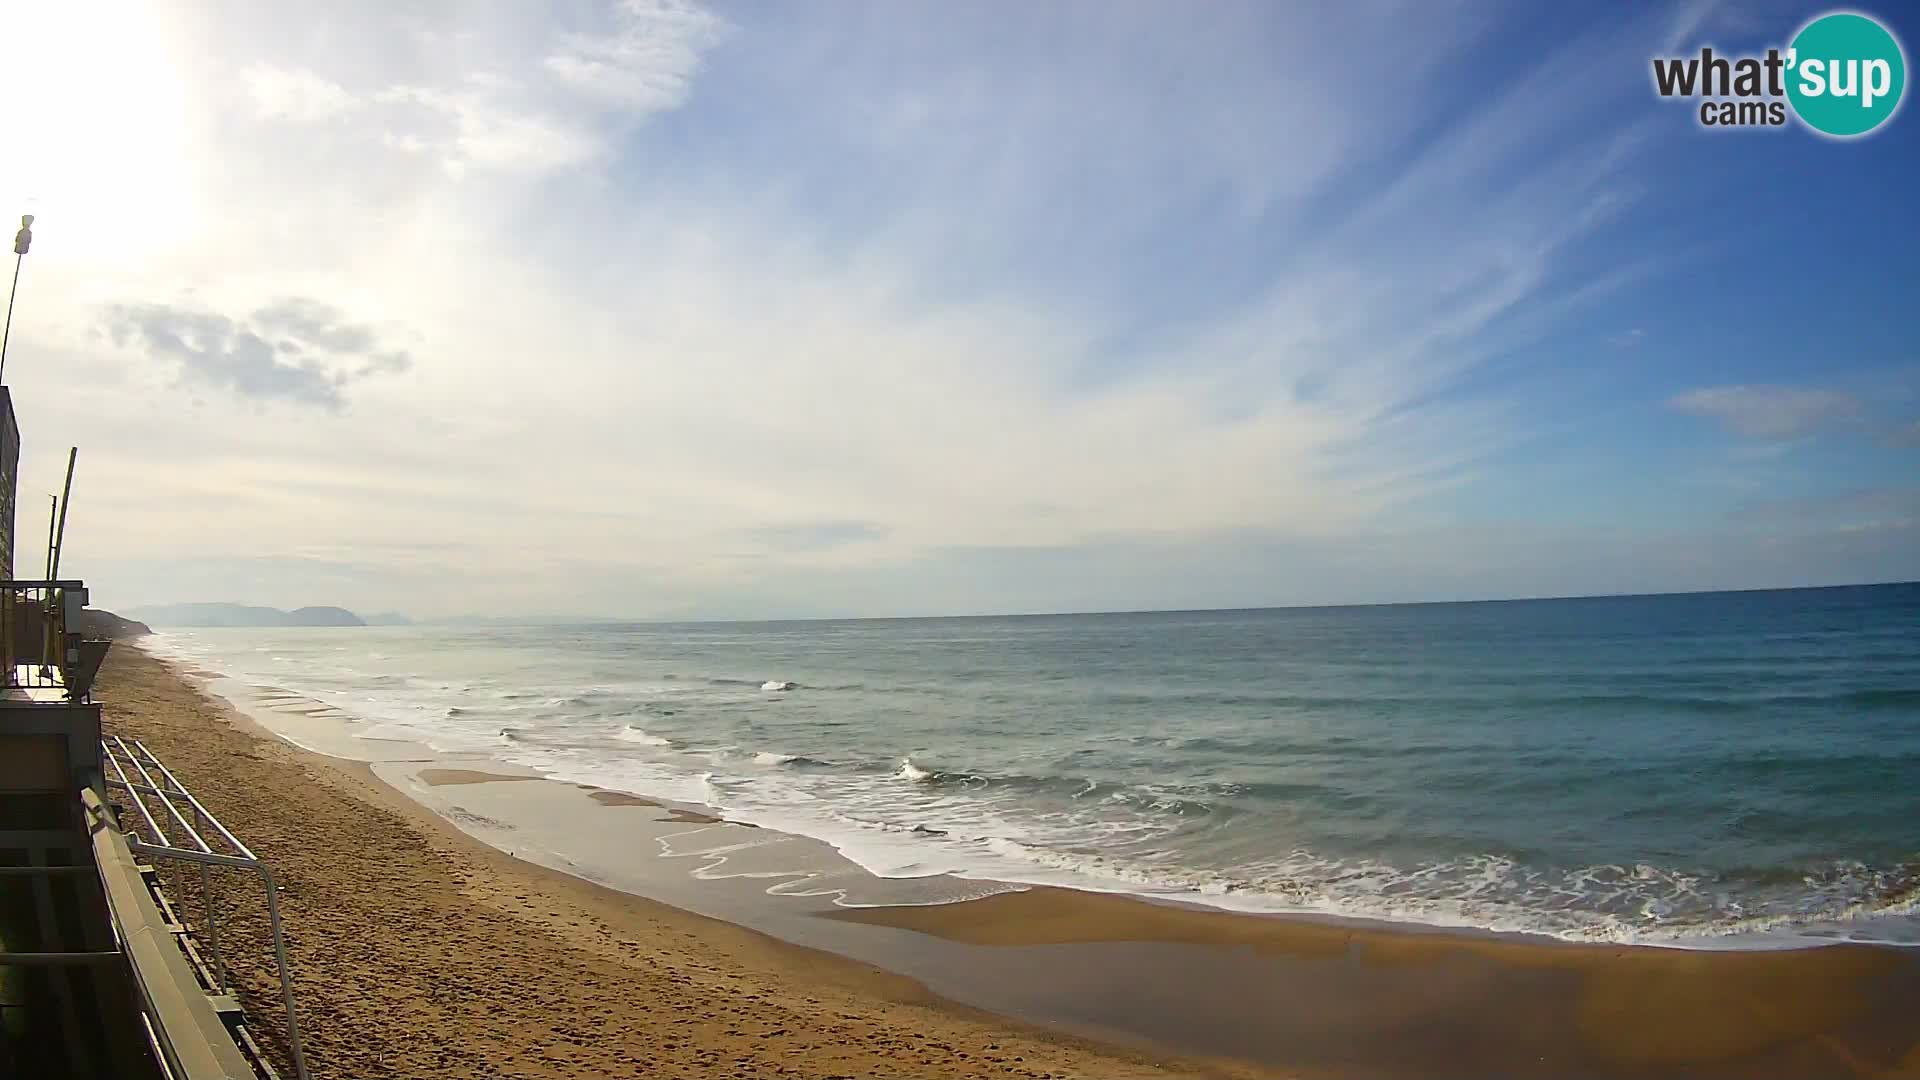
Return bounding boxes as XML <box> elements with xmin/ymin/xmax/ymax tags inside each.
<box><xmin>0</xmin><ymin>385</ymin><xmax>292</xmax><ymax>1078</ymax></box>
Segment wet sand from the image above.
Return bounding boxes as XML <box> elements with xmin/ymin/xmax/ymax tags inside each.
<box><xmin>101</xmin><ymin>644</ymin><xmax>1920</xmax><ymax>1079</ymax></box>
<box><xmin>587</xmin><ymin>788</ymin><xmax>658</xmax><ymax>806</ymax></box>
<box><xmin>418</xmin><ymin>768</ymin><xmax>543</xmax><ymax>786</ymax></box>
<box><xmin>585</xmin><ymin>789</ymin><xmax>725</xmax><ymax>822</ymax></box>
<box><xmin>839</xmin><ymin>890</ymin><xmax>1920</xmax><ymax>1077</ymax></box>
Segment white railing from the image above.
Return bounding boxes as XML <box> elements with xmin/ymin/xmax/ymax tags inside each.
<box><xmin>101</xmin><ymin>735</ymin><xmax>310</xmax><ymax>1080</ymax></box>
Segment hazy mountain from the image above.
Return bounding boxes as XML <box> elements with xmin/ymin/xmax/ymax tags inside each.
<box><xmin>362</xmin><ymin>611</ymin><xmax>413</xmax><ymax>626</ymax></box>
<box><xmin>128</xmin><ymin>603</ymin><xmax>368</xmax><ymax>628</ymax></box>
<box><xmin>431</xmin><ymin>614</ymin><xmax>623</xmax><ymax>626</ymax></box>
<box><xmin>286</xmin><ymin>606</ymin><xmax>365</xmax><ymax>626</ymax></box>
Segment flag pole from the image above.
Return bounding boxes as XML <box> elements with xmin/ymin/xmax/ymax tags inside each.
<box><xmin>43</xmin><ymin>495</ymin><xmax>56</xmax><ymax>578</ymax></box>
<box><xmin>0</xmin><ymin>214</ymin><xmax>35</xmax><ymax>385</ymax></box>
<box><xmin>50</xmin><ymin>447</ymin><xmax>75</xmax><ymax>580</ymax></box>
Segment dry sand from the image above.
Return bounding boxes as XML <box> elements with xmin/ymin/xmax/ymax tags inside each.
<box><xmin>98</xmin><ymin>646</ymin><xmax>1256</xmax><ymax>1080</ymax></box>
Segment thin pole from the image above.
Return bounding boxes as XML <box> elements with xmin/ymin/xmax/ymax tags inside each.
<box><xmin>41</xmin><ymin>494</ymin><xmax>58</xmax><ymax>675</ymax></box>
<box><xmin>194</xmin><ymin>802</ymin><xmax>229</xmax><ymax>993</ymax></box>
<box><xmin>0</xmin><ymin>251</ymin><xmax>22</xmax><ymax>385</ymax></box>
<box><xmin>50</xmin><ymin>447</ymin><xmax>75</xmax><ymax>579</ymax></box>
<box><xmin>258</xmin><ymin>865</ymin><xmax>311</xmax><ymax>1080</ymax></box>
<box><xmin>43</xmin><ymin>494</ymin><xmax>56</xmax><ymax>578</ymax></box>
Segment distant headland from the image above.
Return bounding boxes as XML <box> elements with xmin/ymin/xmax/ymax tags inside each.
<box><xmin>124</xmin><ymin>603</ymin><xmax>412</xmax><ymax>628</ymax></box>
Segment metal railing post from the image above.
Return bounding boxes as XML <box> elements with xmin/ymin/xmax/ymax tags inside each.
<box><xmin>193</xmin><ymin>801</ymin><xmax>230</xmax><ymax>994</ymax></box>
<box><xmin>257</xmin><ymin>863</ymin><xmax>309</xmax><ymax>1080</ymax></box>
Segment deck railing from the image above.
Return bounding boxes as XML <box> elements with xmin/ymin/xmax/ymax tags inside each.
<box><xmin>2</xmin><ymin>579</ymin><xmax>106</xmax><ymax>698</ymax></box>
<box><xmin>101</xmin><ymin>736</ymin><xmax>310</xmax><ymax>1080</ymax></box>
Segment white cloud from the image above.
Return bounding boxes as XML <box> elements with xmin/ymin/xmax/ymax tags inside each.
<box><xmin>0</xmin><ymin>1</ymin><xmax>1791</xmax><ymax>618</ymax></box>
<box><xmin>104</xmin><ymin>299</ymin><xmax>411</xmax><ymax>410</ymax></box>
<box><xmin>374</xmin><ymin>84</ymin><xmax>602</xmax><ymax>173</ymax></box>
<box><xmin>242</xmin><ymin>64</ymin><xmax>358</xmax><ymax>122</ymax></box>
<box><xmin>545</xmin><ymin>0</ymin><xmax>727</xmax><ymax>111</ymax></box>
<box><xmin>222</xmin><ymin>0</ymin><xmax>725</xmax><ymax>177</ymax></box>
<box><xmin>1668</xmin><ymin>385</ymin><xmax>1863</xmax><ymax>440</ymax></box>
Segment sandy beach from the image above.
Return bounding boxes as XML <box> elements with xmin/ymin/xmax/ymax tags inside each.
<box><xmin>96</xmin><ymin>645</ymin><xmax>1251</xmax><ymax>1080</ymax></box>
<box><xmin>96</xmin><ymin>644</ymin><xmax>1920</xmax><ymax>1079</ymax></box>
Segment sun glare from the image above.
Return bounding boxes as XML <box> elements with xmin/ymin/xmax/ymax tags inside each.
<box><xmin>0</xmin><ymin>0</ymin><xmax>198</xmax><ymax>262</ymax></box>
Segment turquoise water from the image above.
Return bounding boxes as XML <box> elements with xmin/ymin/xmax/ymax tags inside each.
<box><xmin>149</xmin><ymin>583</ymin><xmax>1920</xmax><ymax>945</ymax></box>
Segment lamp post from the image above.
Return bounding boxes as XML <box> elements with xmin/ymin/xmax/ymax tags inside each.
<box><xmin>0</xmin><ymin>213</ymin><xmax>34</xmax><ymax>385</ymax></box>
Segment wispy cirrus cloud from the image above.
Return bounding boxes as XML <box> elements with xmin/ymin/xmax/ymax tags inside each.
<box><xmin>232</xmin><ymin>0</ymin><xmax>727</xmax><ymax>176</ymax></box>
<box><xmin>11</xmin><ymin>2</ymin><xmax>1903</xmax><ymax>617</ymax></box>
<box><xmin>1728</xmin><ymin>486</ymin><xmax>1920</xmax><ymax>529</ymax></box>
<box><xmin>544</xmin><ymin>0</ymin><xmax>727</xmax><ymax>110</ymax></box>
<box><xmin>1660</xmin><ymin>0</ymin><xmax>1723</xmax><ymax>53</ymax></box>
<box><xmin>1668</xmin><ymin>385</ymin><xmax>1864</xmax><ymax>440</ymax></box>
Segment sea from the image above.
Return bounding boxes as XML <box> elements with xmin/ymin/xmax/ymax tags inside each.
<box><xmin>142</xmin><ymin>583</ymin><xmax>1920</xmax><ymax>948</ymax></box>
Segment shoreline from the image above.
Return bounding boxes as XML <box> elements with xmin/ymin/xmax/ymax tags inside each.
<box><xmin>107</xmin><ymin>642</ymin><xmax>1920</xmax><ymax>1078</ymax></box>
<box><xmin>99</xmin><ymin>641</ymin><xmax>1250</xmax><ymax>1079</ymax></box>
<box><xmin>140</xmin><ymin>632</ymin><xmax>1920</xmax><ymax>954</ymax></box>
<box><xmin>242</xmin><ymin>673</ymin><xmax>1919</xmax><ymax>953</ymax></box>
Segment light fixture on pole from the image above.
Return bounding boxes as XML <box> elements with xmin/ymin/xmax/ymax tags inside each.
<box><xmin>0</xmin><ymin>214</ymin><xmax>34</xmax><ymax>385</ymax></box>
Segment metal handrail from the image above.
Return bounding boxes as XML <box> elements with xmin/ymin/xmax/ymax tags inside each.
<box><xmin>108</xmin><ymin>735</ymin><xmax>235</xmax><ymax>999</ymax></box>
<box><xmin>101</xmin><ymin>737</ymin><xmax>311</xmax><ymax>1080</ymax></box>
<box><xmin>134</xmin><ymin>743</ymin><xmax>259</xmax><ymax>858</ymax></box>
<box><xmin>104</xmin><ymin>741</ymin><xmax>169</xmax><ymax>843</ymax></box>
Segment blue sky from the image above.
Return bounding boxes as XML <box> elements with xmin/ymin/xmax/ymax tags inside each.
<box><xmin>0</xmin><ymin>0</ymin><xmax>1913</xmax><ymax>618</ymax></box>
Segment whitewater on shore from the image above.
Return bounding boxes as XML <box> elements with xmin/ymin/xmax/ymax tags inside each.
<box><xmin>139</xmin><ymin>585</ymin><xmax>1920</xmax><ymax>949</ymax></box>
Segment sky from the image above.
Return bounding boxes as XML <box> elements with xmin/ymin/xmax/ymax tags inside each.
<box><xmin>0</xmin><ymin>0</ymin><xmax>1914</xmax><ymax>620</ymax></box>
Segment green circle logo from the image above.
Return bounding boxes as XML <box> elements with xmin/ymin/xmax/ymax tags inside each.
<box><xmin>1786</xmin><ymin>12</ymin><xmax>1906</xmax><ymax>137</ymax></box>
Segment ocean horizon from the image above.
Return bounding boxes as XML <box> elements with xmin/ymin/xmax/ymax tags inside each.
<box><xmin>364</xmin><ymin>577</ymin><xmax>1920</xmax><ymax>627</ymax></box>
<box><xmin>143</xmin><ymin>581</ymin><xmax>1920</xmax><ymax>948</ymax></box>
